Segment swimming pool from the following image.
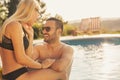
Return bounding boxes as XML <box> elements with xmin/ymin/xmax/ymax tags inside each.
<box><xmin>62</xmin><ymin>37</ymin><xmax>120</xmax><ymax>46</ymax></box>
<box><xmin>62</xmin><ymin>37</ymin><xmax>120</xmax><ymax>80</ymax></box>
<box><xmin>0</xmin><ymin>35</ymin><xmax>120</xmax><ymax>80</ymax></box>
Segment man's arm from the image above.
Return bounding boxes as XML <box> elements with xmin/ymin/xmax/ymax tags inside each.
<box><xmin>50</xmin><ymin>45</ymin><xmax>74</xmax><ymax>72</ymax></box>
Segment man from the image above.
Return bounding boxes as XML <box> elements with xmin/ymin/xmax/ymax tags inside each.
<box><xmin>33</xmin><ymin>17</ymin><xmax>74</xmax><ymax>80</ymax></box>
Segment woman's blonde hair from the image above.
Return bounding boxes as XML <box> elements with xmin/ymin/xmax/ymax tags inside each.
<box><xmin>0</xmin><ymin>0</ymin><xmax>40</xmax><ymax>42</ymax></box>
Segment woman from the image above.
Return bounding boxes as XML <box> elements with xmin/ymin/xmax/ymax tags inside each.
<box><xmin>0</xmin><ymin>0</ymin><xmax>66</xmax><ymax>80</ymax></box>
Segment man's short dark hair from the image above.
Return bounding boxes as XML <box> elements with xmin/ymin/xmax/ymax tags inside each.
<box><xmin>46</xmin><ymin>17</ymin><xmax>63</xmax><ymax>32</ymax></box>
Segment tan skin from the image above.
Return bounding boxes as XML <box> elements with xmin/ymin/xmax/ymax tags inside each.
<box><xmin>0</xmin><ymin>7</ymin><xmax>66</xmax><ymax>80</ymax></box>
<box><xmin>33</xmin><ymin>20</ymin><xmax>74</xmax><ymax>80</ymax></box>
<box><xmin>0</xmin><ymin>47</ymin><xmax>2</xmax><ymax>67</ymax></box>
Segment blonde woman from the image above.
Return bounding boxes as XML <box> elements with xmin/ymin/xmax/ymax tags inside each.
<box><xmin>0</xmin><ymin>0</ymin><xmax>66</xmax><ymax>80</ymax></box>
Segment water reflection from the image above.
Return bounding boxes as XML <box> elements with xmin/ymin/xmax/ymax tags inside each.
<box><xmin>98</xmin><ymin>44</ymin><xmax>120</xmax><ymax>80</ymax></box>
<box><xmin>70</xmin><ymin>43</ymin><xmax>120</xmax><ymax>80</ymax></box>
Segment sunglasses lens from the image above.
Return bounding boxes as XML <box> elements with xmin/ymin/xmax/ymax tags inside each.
<box><xmin>46</xmin><ymin>27</ymin><xmax>50</xmax><ymax>32</ymax></box>
<box><xmin>42</xmin><ymin>27</ymin><xmax>51</xmax><ymax>32</ymax></box>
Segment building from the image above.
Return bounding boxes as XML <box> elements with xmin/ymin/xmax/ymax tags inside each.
<box><xmin>79</xmin><ymin>17</ymin><xmax>101</xmax><ymax>34</ymax></box>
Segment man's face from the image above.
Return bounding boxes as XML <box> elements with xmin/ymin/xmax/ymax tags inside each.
<box><xmin>42</xmin><ymin>20</ymin><xmax>58</xmax><ymax>43</ymax></box>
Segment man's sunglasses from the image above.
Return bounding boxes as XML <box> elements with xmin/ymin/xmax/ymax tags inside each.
<box><xmin>42</xmin><ymin>27</ymin><xmax>51</xmax><ymax>32</ymax></box>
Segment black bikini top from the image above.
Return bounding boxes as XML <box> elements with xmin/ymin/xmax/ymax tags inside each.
<box><xmin>0</xmin><ymin>28</ymin><xmax>29</xmax><ymax>50</ymax></box>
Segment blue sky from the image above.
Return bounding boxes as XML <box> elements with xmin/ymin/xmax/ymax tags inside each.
<box><xmin>43</xmin><ymin>0</ymin><xmax>120</xmax><ymax>21</ymax></box>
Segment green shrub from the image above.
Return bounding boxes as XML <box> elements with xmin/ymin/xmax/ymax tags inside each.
<box><xmin>62</xmin><ymin>24</ymin><xmax>76</xmax><ymax>36</ymax></box>
<box><xmin>33</xmin><ymin>23</ymin><xmax>43</xmax><ymax>39</ymax></box>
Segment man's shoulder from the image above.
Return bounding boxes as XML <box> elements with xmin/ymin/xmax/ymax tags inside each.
<box><xmin>61</xmin><ymin>43</ymin><xmax>74</xmax><ymax>56</ymax></box>
<box><xmin>62</xmin><ymin>43</ymin><xmax>73</xmax><ymax>50</ymax></box>
<box><xmin>34</xmin><ymin>42</ymin><xmax>46</xmax><ymax>49</ymax></box>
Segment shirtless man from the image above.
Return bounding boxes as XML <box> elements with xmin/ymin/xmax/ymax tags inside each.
<box><xmin>33</xmin><ymin>17</ymin><xmax>74</xmax><ymax>80</ymax></box>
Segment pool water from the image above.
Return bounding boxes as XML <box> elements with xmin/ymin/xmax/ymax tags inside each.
<box><xmin>63</xmin><ymin>37</ymin><xmax>120</xmax><ymax>80</ymax></box>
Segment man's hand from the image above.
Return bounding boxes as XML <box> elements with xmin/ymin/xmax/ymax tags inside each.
<box><xmin>42</xmin><ymin>59</ymin><xmax>55</xmax><ymax>69</ymax></box>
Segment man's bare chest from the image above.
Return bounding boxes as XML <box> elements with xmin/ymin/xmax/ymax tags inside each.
<box><xmin>39</xmin><ymin>48</ymin><xmax>62</xmax><ymax>59</ymax></box>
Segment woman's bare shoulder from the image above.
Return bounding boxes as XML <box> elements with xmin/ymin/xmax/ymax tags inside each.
<box><xmin>6</xmin><ymin>21</ymin><xmax>21</xmax><ymax>29</ymax></box>
<box><xmin>5</xmin><ymin>21</ymin><xmax>22</xmax><ymax>37</ymax></box>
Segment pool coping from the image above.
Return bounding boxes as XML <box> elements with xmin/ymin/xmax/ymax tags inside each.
<box><xmin>33</xmin><ymin>34</ymin><xmax>120</xmax><ymax>44</ymax></box>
